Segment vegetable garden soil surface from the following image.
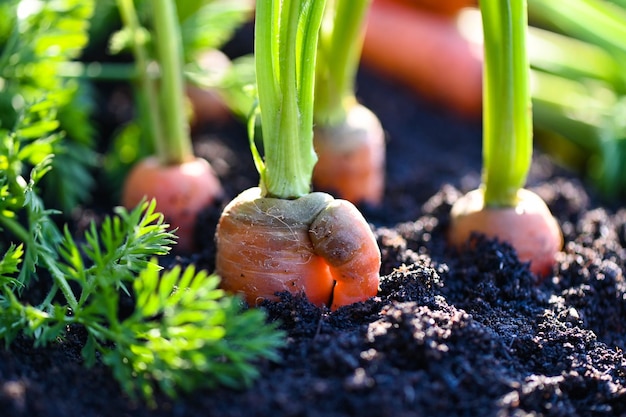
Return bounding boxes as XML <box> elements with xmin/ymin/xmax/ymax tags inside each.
<box><xmin>4</xmin><ymin>31</ymin><xmax>626</xmax><ymax>417</ymax></box>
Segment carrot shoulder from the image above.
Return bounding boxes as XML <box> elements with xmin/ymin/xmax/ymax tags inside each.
<box><xmin>362</xmin><ymin>0</ymin><xmax>483</xmax><ymax>116</ymax></box>
<box><xmin>216</xmin><ymin>187</ymin><xmax>380</xmax><ymax>310</ymax></box>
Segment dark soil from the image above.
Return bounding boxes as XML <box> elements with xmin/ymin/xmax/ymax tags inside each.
<box><xmin>3</xmin><ymin>25</ymin><xmax>626</xmax><ymax>417</ymax></box>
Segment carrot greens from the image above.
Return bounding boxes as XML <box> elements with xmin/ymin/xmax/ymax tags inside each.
<box><xmin>314</xmin><ymin>0</ymin><xmax>371</xmax><ymax>126</ymax></box>
<box><xmin>481</xmin><ymin>0</ymin><xmax>532</xmax><ymax>207</ymax></box>
<box><xmin>116</xmin><ymin>0</ymin><xmax>192</xmax><ymax>165</ymax></box>
<box><xmin>253</xmin><ymin>0</ymin><xmax>326</xmax><ymax>199</ymax></box>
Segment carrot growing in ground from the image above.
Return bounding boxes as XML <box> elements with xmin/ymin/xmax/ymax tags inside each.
<box><xmin>312</xmin><ymin>0</ymin><xmax>385</xmax><ymax>206</ymax></box>
<box><xmin>361</xmin><ymin>0</ymin><xmax>483</xmax><ymax>117</ymax></box>
<box><xmin>447</xmin><ymin>0</ymin><xmax>563</xmax><ymax>278</ymax></box>
<box><xmin>118</xmin><ymin>0</ymin><xmax>222</xmax><ymax>252</ymax></box>
<box><xmin>215</xmin><ymin>0</ymin><xmax>381</xmax><ymax>310</ymax></box>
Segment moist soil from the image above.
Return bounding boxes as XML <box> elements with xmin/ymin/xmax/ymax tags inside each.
<box><xmin>3</xmin><ymin>27</ymin><xmax>626</xmax><ymax>417</ymax></box>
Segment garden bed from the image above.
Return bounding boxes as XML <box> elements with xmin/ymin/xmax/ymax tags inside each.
<box><xmin>2</xmin><ymin>25</ymin><xmax>626</xmax><ymax>417</ymax></box>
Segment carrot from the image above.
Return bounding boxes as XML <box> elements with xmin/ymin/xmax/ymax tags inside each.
<box><xmin>313</xmin><ymin>103</ymin><xmax>385</xmax><ymax>206</ymax></box>
<box><xmin>216</xmin><ymin>188</ymin><xmax>380</xmax><ymax>309</ymax></box>
<box><xmin>215</xmin><ymin>0</ymin><xmax>381</xmax><ymax>310</ymax></box>
<box><xmin>118</xmin><ymin>0</ymin><xmax>222</xmax><ymax>253</ymax></box>
<box><xmin>361</xmin><ymin>0</ymin><xmax>483</xmax><ymax>117</ymax></box>
<box><xmin>448</xmin><ymin>189</ymin><xmax>562</xmax><ymax>276</ymax></box>
<box><xmin>121</xmin><ymin>156</ymin><xmax>221</xmax><ymax>252</ymax></box>
<box><xmin>311</xmin><ymin>0</ymin><xmax>385</xmax><ymax>206</ymax></box>
<box><xmin>447</xmin><ymin>0</ymin><xmax>562</xmax><ymax>278</ymax></box>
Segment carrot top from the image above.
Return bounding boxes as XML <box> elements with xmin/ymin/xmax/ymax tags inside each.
<box><xmin>253</xmin><ymin>0</ymin><xmax>327</xmax><ymax>199</ymax></box>
<box><xmin>117</xmin><ymin>0</ymin><xmax>193</xmax><ymax>165</ymax></box>
<box><xmin>313</xmin><ymin>0</ymin><xmax>371</xmax><ymax>126</ymax></box>
<box><xmin>481</xmin><ymin>0</ymin><xmax>532</xmax><ymax>207</ymax></box>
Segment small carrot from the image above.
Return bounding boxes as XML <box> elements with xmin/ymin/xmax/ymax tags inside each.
<box><xmin>312</xmin><ymin>0</ymin><xmax>385</xmax><ymax>206</ymax></box>
<box><xmin>447</xmin><ymin>0</ymin><xmax>562</xmax><ymax>278</ymax></box>
<box><xmin>313</xmin><ymin>103</ymin><xmax>385</xmax><ymax>206</ymax></box>
<box><xmin>215</xmin><ymin>0</ymin><xmax>381</xmax><ymax>310</ymax></box>
<box><xmin>361</xmin><ymin>0</ymin><xmax>483</xmax><ymax>117</ymax></box>
<box><xmin>448</xmin><ymin>189</ymin><xmax>562</xmax><ymax>276</ymax></box>
<box><xmin>118</xmin><ymin>0</ymin><xmax>222</xmax><ymax>253</ymax></box>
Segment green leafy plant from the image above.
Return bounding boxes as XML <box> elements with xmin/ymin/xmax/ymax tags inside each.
<box><xmin>0</xmin><ymin>110</ymin><xmax>283</xmax><ymax>400</ymax></box>
<box><xmin>0</xmin><ymin>0</ymin><xmax>97</xmax><ymax>213</ymax></box>
<box><xmin>1</xmin><ymin>196</ymin><xmax>284</xmax><ymax>403</ymax></box>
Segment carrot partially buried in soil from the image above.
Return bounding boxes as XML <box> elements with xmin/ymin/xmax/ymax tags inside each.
<box><xmin>217</xmin><ymin>188</ymin><xmax>380</xmax><ymax>308</ymax></box>
<box><xmin>118</xmin><ymin>0</ymin><xmax>222</xmax><ymax>252</ymax></box>
<box><xmin>215</xmin><ymin>0</ymin><xmax>380</xmax><ymax>310</ymax></box>
<box><xmin>447</xmin><ymin>0</ymin><xmax>562</xmax><ymax>277</ymax></box>
<box><xmin>312</xmin><ymin>0</ymin><xmax>385</xmax><ymax>206</ymax></box>
<box><xmin>362</xmin><ymin>0</ymin><xmax>483</xmax><ymax>117</ymax></box>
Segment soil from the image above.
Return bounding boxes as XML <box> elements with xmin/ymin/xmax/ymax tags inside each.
<box><xmin>3</xmin><ymin>24</ymin><xmax>626</xmax><ymax>417</ymax></box>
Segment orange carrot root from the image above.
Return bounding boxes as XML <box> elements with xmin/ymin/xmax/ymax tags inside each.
<box><xmin>447</xmin><ymin>188</ymin><xmax>563</xmax><ymax>278</ymax></box>
<box><xmin>122</xmin><ymin>156</ymin><xmax>223</xmax><ymax>252</ymax></box>
<box><xmin>362</xmin><ymin>0</ymin><xmax>483</xmax><ymax>117</ymax></box>
<box><xmin>215</xmin><ymin>187</ymin><xmax>381</xmax><ymax>309</ymax></box>
<box><xmin>313</xmin><ymin>103</ymin><xmax>385</xmax><ymax>206</ymax></box>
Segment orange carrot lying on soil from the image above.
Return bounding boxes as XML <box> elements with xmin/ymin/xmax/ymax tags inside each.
<box><xmin>362</xmin><ymin>0</ymin><xmax>483</xmax><ymax>117</ymax></box>
<box><xmin>118</xmin><ymin>0</ymin><xmax>222</xmax><ymax>253</ymax></box>
<box><xmin>447</xmin><ymin>0</ymin><xmax>562</xmax><ymax>278</ymax></box>
<box><xmin>215</xmin><ymin>0</ymin><xmax>380</xmax><ymax>310</ymax></box>
<box><xmin>312</xmin><ymin>0</ymin><xmax>385</xmax><ymax>206</ymax></box>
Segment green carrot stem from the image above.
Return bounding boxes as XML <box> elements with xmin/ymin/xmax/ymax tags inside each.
<box><xmin>116</xmin><ymin>0</ymin><xmax>166</xmax><ymax>162</ymax></box>
<box><xmin>481</xmin><ymin>0</ymin><xmax>532</xmax><ymax>207</ymax></box>
<box><xmin>57</xmin><ymin>61</ymin><xmax>139</xmax><ymax>81</ymax></box>
<box><xmin>153</xmin><ymin>0</ymin><xmax>193</xmax><ymax>164</ymax></box>
<box><xmin>254</xmin><ymin>0</ymin><xmax>326</xmax><ymax>199</ymax></box>
<box><xmin>314</xmin><ymin>0</ymin><xmax>371</xmax><ymax>126</ymax></box>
